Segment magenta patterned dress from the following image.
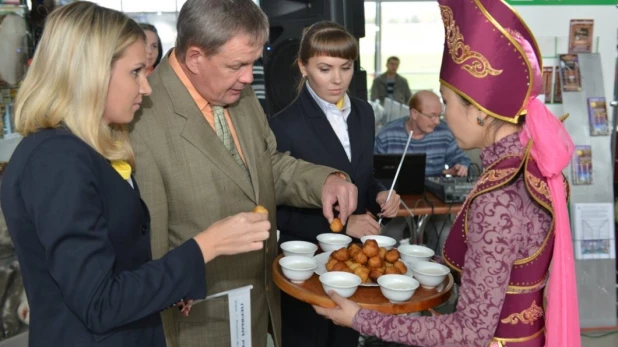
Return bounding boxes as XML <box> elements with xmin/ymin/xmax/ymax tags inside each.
<box><xmin>352</xmin><ymin>133</ymin><xmax>553</xmax><ymax>347</ymax></box>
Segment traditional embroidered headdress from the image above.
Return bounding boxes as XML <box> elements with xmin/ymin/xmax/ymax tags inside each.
<box><xmin>438</xmin><ymin>0</ymin><xmax>542</xmax><ymax>124</ymax></box>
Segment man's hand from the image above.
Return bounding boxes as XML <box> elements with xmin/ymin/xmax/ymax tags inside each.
<box><xmin>376</xmin><ymin>190</ymin><xmax>400</xmax><ymax>218</ymax></box>
<box><xmin>313</xmin><ymin>291</ymin><xmax>361</xmax><ymax>328</ymax></box>
<box><xmin>193</xmin><ymin>212</ymin><xmax>271</xmax><ymax>263</ymax></box>
<box><xmin>443</xmin><ymin>164</ymin><xmax>468</xmax><ymax>177</ymax></box>
<box><xmin>322</xmin><ymin>173</ymin><xmax>358</xmax><ymax>225</ymax></box>
<box><xmin>345</xmin><ymin>214</ymin><xmax>381</xmax><ymax>238</ymax></box>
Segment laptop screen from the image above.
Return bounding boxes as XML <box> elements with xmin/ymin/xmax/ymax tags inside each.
<box><xmin>373</xmin><ymin>154</ymin><xmax>426</xmax><ymax>195</ymax></box>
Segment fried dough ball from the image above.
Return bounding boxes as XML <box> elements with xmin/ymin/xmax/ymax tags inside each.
<box><xmin>385</xmin><ymin>262</ymin><xmax>393</xmax><ymax>268</ymax></box>
<box><xmin>354</xmin><ymin>266</ymin><xmax>370</xmax><ymax>283</ymax></box>
<box><xmin>352</xmin><ymin>251</ymin><xmax>368</xmax><ymax>265</ymax></box>
<box><xmin>394</xmin><ymin>261</ymin><xmax>408</xmax><ymax>275</ymax></box>
<box><xmin>385</xmin><ymin>267</ymin><xmax>399</xmax><ymax>275</ymax></box>
<box><xmin>332</xmin><ymin>262</ymin><xmax>351</xmax><ymax>272</ymax></box>
<box><xmin>362</xmin><ymin>240</ymin><xmax>379</xmax><ymax>258</ymax></box>
<box><xmin>384</xmin><ymin>249</ymin><xmax>400</xmax><ymax>263</ymax></box>
<box><xmin>346</xmin><ymin>261</ymin><xmax>361</xmax><ymax>271</ymax></box>
<box><xmin>348</xmin><ymin>244</ymin><xmax>362</xmax><ymax>257</ymax></box>
<box><xmin>369</xmin><ymin>267</ymin><xmax>385</xmax><ymax>281</ymax></box>
<box><xmin>326</xmin><ymin>258</ymin><xmax>339</xmax><ymax>271</ymax></box>
<box><xmin>330</xmin><ymin>218</ymin><xmax>343</xmax><ymax>232</ymax></box>
<box><xmin>253</xmin><ymin>205</ymin><xmax>268</xmax><ymax>214</ymax></box>
<box><xmin>331</xmin><ymin>248</ymin><xmax>350</xmax><ymax>262</ymax></box>
<box><xmin>367</xmin><ymin>255</ymin><xmax>384</xmax><ymax>269</ymax></box>
<box><xmin>378</xmin><ymin>247</ymin><xmax>387</xmax><ymax>260</ymax></box>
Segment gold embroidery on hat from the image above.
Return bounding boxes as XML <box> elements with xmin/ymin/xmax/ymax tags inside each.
<box><xmin>501</xmin><ymin>300</ymin><xmax>544</xmax><ymax>325</ymax></box>
<box><xmin>440</xmin><ymin>5</ymin><xmax>503</xmax><ymax>78</ymax></box>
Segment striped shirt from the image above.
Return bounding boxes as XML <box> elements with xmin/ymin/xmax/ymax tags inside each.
<box><xmin>374</xmin><ymin>117</ymin><xmax>471</xmax><ymax>177</ymax></box>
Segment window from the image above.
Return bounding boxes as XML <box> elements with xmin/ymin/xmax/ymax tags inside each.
<box><xmin>360</xmin><ymin>2</ymin><xmax>377</xmax><ymax>83</ymax></box>
<box><xmin>377</xmin><ymin>1</ymin><xmax>444</xmax><ymax>94</ymax></box>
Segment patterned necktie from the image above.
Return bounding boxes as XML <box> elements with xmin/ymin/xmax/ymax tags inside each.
<box><xmin>212</xmin><ymin>105</ymin><xmax>247</xmax><ymax>171</ymax></box>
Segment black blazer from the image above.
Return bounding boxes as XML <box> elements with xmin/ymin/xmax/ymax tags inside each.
<box><xmin>0</xmin><ymin>128</ymin><xmax>206</xmax><ymax>347</ymax></box>
<box><xmin>269</xmin><ymin>86</ymin><xmax>383</xmax><ymax>244</ymax></box>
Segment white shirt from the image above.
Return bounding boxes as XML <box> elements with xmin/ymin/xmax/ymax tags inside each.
<box><xmin>306</xmin><ymin>82</ymin><xmax>352</xmax><ymax>162</ymax></box>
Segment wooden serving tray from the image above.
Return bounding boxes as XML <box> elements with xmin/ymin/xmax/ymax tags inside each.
<box><xmin>273</xmin><ymin>254</ymin><xmax>454</xmax><ymax>314</ymax></box>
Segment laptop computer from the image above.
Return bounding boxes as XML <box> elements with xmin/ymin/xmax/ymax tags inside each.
<box><xmin>373</xmin><ymin>154</ymin><xmax>426</xmax><ymax>195</ymax></box>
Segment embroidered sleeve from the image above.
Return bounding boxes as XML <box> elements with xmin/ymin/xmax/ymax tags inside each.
<box><xmin>352</xmin><ymin>180</ymin><xmax>536</xmax><ymax>346</ymax></box>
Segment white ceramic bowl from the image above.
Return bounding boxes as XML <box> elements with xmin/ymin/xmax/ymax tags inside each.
<box><xmin>316</xmin><ymin>233</ymin><xmax>352</xmax><ymax>252</ymax></box>
<box><xmin>377</xmin><ymin>274</ymin><xmax>420</xmax><ymax>303</ymax></box>
<box><xmin>281</xmin><ymin>241</ymin><xmax>318</xmax><ymax>258</ymax></box>
<box><xmin>412</xmin><ymin>261</ymin><xmax>450</xmax><ymax>289</ymax></box>
<box><xmin>360</xmin><ymin>235</ymin><xmax>397</xmax><ymax>250</ymax></box>
<box><xmin>319</xmin><ymin>271</ymin><xmax>361</xmax><ymax>298</ymax></box>
<box><xmin>398</xmin><ymin>244</ymin><xmax>435</xmax><ymax>265</ymax></box>
<box><xmin>279</xmin><ymin>256</ymin><xmax>318</xmax><ymax>284</ymax></box>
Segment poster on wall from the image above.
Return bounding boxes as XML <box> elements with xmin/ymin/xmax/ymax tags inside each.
<box><xmin>587</xmin><ymin>97</ymin><xmax>610</xmax><ymax>136</ymax></box>
<box><xmin>568</xmin><ymin>19</ymin><xmax>594</xmax><ymax>53</ymax></box>
<box><xmin>571</xmin><ymin>145</ymin><xmax>593</xmax><ymax>185</ymax></box>
<box><xmin>553</xmin><ymin>66</ymin><xmax>563</xmax><ymax>103</ymax></box>
<box><xmin>542</xmin><ymin>67</ymin><xmax>553</xmax><ymax>103</ymax></box>
<box><xmin>559</xmin><ymin>54</ymin><xmax>582</xmax><ymax>92</ymax></box>
<box><xmin>573</xmin><ymin>203</ymin><xmax>615</xmax><ymax>260</ymax></box>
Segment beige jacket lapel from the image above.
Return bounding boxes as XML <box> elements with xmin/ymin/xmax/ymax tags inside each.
<box><xmin>157</xmin><ymin>59</ymin><xmax>256</xmax><ymax>202</ymax></box>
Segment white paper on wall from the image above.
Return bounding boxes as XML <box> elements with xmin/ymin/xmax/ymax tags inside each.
<box><xmin>573</xmin><ymin>203</ymin><xmax>616</xmax><ymax>260</ymax></box>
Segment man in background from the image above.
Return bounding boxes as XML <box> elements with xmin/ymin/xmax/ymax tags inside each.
<box><xmin>370</xmin><ymin>56</ymin><xmax>412</xmax><ymax>105</ymax></box>
<box><xmin>375</xmin><ymin>90</ymin><xmax>470</xmax><ymax>177</ymax></box>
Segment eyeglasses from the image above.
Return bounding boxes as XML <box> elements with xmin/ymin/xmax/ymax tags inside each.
<box><xmin>415</xmin><ymin>110</ymin><xmax>443</xmax><ymax>121</ymax></box>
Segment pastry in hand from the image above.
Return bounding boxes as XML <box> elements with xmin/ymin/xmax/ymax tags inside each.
<box><xmin>252</xmin><ymin>205</ymin><xmax>268</xmax><ymax>214</ymax></box>
<box><xmin>330</xmin><ymin>218</ymin><xmax>343</xmax><ymax>232</ymax></box>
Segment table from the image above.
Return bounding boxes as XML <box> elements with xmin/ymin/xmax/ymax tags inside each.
<box><xmin>394</xmin><ymin>192</ymin><xmax>463</xmax><ymax>245</ymax></box>
<box><xmin>273</xmin><ymin>254</ymin><xmax>454</xmax><ymax>315</ymax></box>
<box><xmin>397</xmin><ymin>192</ymin><xmax>463</xmax><ymax>217</ymax></box>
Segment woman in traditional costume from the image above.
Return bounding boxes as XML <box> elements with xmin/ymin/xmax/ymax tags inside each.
<box><xmin>313</xmin><ymin>1</ymin><xmax>581</xmax><ymax>346</ymax></box>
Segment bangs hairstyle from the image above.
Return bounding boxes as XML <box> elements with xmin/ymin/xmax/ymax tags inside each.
<box><xmin>14</xmin><ymin>1</ymin><xmax>145</xmax><ymax>168</ymax></box>
<box><xmin>298</xmin><ymin>21</ymin><xmax>359</xmax><ymax>65</ymax></box>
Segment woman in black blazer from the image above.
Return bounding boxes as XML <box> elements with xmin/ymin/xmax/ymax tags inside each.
<box><xmin>269</xmin><ymin>21</ymin><xmax>401</xmax><ymax>347</ymax></box>
<box><xmin>0</xmin><ymin>3</ymin><xmax>269</xmax><ymax>346</ymax></box>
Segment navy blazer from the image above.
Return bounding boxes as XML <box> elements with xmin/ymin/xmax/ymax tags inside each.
<box><xmin>269</xmin><ymin>86</ymin><xmax>383</xmax><ymax>244</ymax></box>
<box><xmin>0</xmin><ymin>128</ymin><xmax>206</xmax><ymax>347</ymax></box>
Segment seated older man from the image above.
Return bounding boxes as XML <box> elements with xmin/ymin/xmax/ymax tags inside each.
<box><xmin>375</xmin><ymin>90</ymin><xmax>470</xmax><ymax>177</ymax></box>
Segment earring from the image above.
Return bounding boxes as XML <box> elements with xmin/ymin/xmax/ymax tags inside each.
<box><xmin>476</xmin><ymin>117</ymin><xmax>484</xmax><ymax>126</ymax></box>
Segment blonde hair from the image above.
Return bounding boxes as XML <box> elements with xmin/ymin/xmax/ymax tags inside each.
<box><xmin>14</xmin><ymin>1</ymin><xmax>145</xmax><ymax>168</ymax></box>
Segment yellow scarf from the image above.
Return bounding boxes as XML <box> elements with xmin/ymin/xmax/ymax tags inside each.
<box><xmin>110</xmin><ymin>141</ymin><xmax>132</xmax><ymax>180</ymax></box>
<box><xmin>336</xmin><ymin>96</ymin><xmax>345</xmax><ymax>110</ymax></box>
<box><xmin>111</xmin><ymin>160</ymin><xmax>132</xmax><ymax>180</ymax></box>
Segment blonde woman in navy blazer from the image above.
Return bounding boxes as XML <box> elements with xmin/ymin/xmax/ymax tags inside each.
<box><xmin>0</xmin><ymin>3</ymin><xmax>269</xmax><ymax>346</ymax></box>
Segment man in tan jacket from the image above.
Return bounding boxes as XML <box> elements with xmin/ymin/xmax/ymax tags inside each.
<box><xmin>129</xmin><ymin>1</ymin><xmax>357</xmax><ymax>347</ymax></box>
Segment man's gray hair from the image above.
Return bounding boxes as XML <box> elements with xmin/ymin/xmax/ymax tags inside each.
<box><xmin>176</xmin><ymin>0</ymin><xmax>269</xmax><ymax>61</ymax></box>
